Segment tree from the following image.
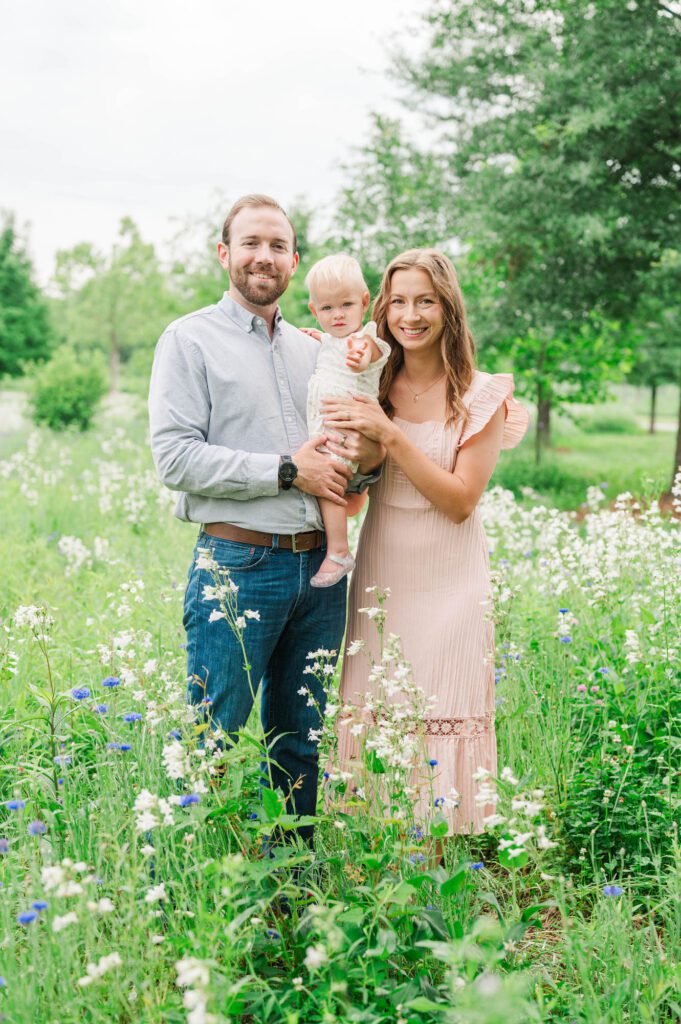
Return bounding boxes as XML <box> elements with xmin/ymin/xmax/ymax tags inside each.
<box><xmin>53</xmin><ymin>218</ymin><xmax>178</xmax><ymax>391</ymax></box>
<box><xmin>627</xmin><ymin>252</ymin><xmax>681</xmax><ymax>434</ymax></box>
<box><xmin>0</xmin><ymin>212</ymin><xmax>53</xmax><ymax>377</ymax></box>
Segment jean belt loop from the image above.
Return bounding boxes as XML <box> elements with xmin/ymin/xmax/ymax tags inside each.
<box><xmin>271</xmin><ymin>533</ymin><xmax>279</xmax><ymax>551</ymax></box>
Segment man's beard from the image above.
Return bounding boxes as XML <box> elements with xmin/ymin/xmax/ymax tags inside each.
<box><xmin>230</xmin><ymin>264</ymin><xmax>287</xmax><ymax>306</ymax></box>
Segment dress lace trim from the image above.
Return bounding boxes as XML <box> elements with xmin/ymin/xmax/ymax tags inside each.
<box><xmin>424</xmin><ymin>716</ymin><xmax>494</xmax><ymax>737</ymax></box>
<box><xmin>365</xmin><ymin>712</ymin><xmax>494</xmax><ymax>738</ymax></box>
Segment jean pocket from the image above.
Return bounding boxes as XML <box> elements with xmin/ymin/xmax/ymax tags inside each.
<box><xmin>199</xmin><ymin>535</ymin><xmax>271</xmax><ymax>573</ymax></box>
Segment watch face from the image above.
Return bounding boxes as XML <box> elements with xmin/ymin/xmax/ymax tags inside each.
<box><xmin>280</xmin><ymin>464</ymin><xmax>296</xmax><ymax>482</ymax></box>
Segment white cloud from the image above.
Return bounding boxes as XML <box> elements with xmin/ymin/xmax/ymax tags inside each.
<box><xmin>1</xmin><ymin>0</ymin><xmax>421</xmax><ymax>281</ymax></box>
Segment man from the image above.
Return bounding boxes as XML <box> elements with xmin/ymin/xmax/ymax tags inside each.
<box><xmin>149</xmin><ymin>195</ymin><xmax>382</xmax><ymax>841</ymax></box>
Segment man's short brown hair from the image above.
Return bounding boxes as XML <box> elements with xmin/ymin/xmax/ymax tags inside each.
<box><xmin>221</xmin><ymin>194</ymin><xmax>297</xmax><ymax>252</ymax></box>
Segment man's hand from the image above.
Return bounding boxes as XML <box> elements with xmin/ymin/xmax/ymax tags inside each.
<box><xmin>299</xmin><ymin>327</ymin><xmax>323</xmax><ymax>342</ymax></box>
<box><xmin>324</xmin><ymin>429</ymin><xmax>385</xmax><ymax>475</ymax></box>
<box><xmin>292</xmin><ymin>436</ymin><xmax>353</xmax><ymax>505</ymax></box>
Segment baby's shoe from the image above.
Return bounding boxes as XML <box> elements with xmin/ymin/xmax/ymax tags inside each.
<box><xmin>310</xmin><ymin>552</ymin><xmax>355</xmax><ymax>588</ymax></box>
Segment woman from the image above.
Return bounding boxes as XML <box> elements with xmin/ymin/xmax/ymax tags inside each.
<box><xmin>322</xmin><ymin>249</ymin><xmax>529</xmax><ymax>833</ymax></box>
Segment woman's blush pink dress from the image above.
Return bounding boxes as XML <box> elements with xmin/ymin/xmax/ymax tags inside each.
<box><xmin>337</xmin><ymin>371</ymin><xmax>529</xmax><ymax>833</ymax></box>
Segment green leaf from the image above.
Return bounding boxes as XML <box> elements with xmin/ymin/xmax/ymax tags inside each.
<box><xmin>429</xmin><ymin>814</ymin><xmax>449</xmax><ymax>838</ymax></box>
<box><xmin>261</xmin><ymin>787</ymin><xmax>284</xmax><ymax>820</ymax></box>
<box><xmin>440</xmin><ymin>867</ymin><xmax>467</xmax><ymax>897</ymax></box>
<box><xmin>406</xmin><ymin>996</ymin><xmax>447</xmax><ymax>1012</ymax></box>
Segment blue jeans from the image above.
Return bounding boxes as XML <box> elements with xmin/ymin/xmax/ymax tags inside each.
<box><xmin>183</xmin><ymin>532</ymin><xmax>347</xmax><ymax>841</ymax></box>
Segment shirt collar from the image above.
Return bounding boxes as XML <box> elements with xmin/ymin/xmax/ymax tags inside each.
<box><xmin>218</xmin><ymin>291</ymin><xmax>283</xmax><ymax>334</ymax></box>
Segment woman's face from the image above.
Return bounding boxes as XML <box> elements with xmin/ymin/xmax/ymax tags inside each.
<box><xmin>386</xmin><ymin>267</ymin><xmax>444</xmax><ymax>355</ymax></box>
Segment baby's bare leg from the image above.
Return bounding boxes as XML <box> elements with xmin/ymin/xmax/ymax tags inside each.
<box><xmin>318</xmin><ymin>497</ymin><xmax>350</xmax><ymax>563</ymax></box>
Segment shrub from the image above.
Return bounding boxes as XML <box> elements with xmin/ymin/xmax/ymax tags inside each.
<box><xmin>491</xmin><ymin>455</ymin><xmax>589</xmax><ymax>509</ymax></box>
<box><xmin>574</xmin><ymin>411</ymin><xmax>642</xmax><ymax>434</ymax></box>
<box><xmin>28</xmin><ymin>346</ymin><xmax>107</xmax><ymax>431</ymax></box>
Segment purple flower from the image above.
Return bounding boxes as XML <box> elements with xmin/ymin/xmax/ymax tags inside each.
<box><xmin>322</xmin><ymin>771</ymin><xmax>330</xmax><ymax>780</ymax></box>
<box><xmin>123</xmin><ymin>712</ymin><xmax>143</xmax><ymax>723</ymax></box>
<box><xmin>471</xmin><ymin>861</ymin><xmax>484</xmax><ymax>871</ymax></box>
<box><xmin>0</xmin><ymin>976</ymin><xmax>5</xmax><ymax>987</ymax></box>
<box><xmin>409</xmin><ymin>853</ymin><xmax>426</xmax><ymax>864</ymax></box>
<box><xmin>428</xmin><ymin>759</ymin><xmax>438</xmax><ymax>767</ymax></box>
<box><xmin>27</xmin><ymin>821</ymin><xmax>47</xmax><ymax>836</ymax></box>
<box><xmin>409</xmin><ymin>826</ymin><xmax>424</xmax><ymax>841</ymax></box>
<box><xmin>71</xmin><ymin>687</ymin><xmax>91</xmax><ymax>700</ymax></box>
<box><xmin>434</xmin><ymin>797</ymin><xmax>445</xmax><ymax>808</ymax></box>
<box><xmin>168</xmin><ymin>730</ymin><xmax>182</xmax><ymax>741</ymax></box>
<box><xmin>107</xmin><ymin>742</ymin><xmax>121</xmax><ymax>750</ymax></box>
<box><xmin>17</xmin><ymin>910</ymin><xmax>38</xmax><ymax>925</ymax></box>
<box><xmin>603</xmin><ymin>885</ymin><xmax>623</xmax><ymax>897</ymax></box>
<box><xmin>54</xmin><ymin>755</ymin><xmax>71</xmax><ymax>766</ymax></box>
<box><xmin>559</xmin><ymin>636</ymin><xmax>572</xmax><ymax>644</ymax></box>
<box><xmin>0</xmin><ymin>838</ymin><xmax>9</xmax><ymax>854</ymax></box>
<box><xmin>249</xmin><ymin>813</ymin><xmax>258</xmax><ymax>820</ymax></box>
<box><xmin>94</xmin><ymin>704</ymin><xmax>109</xmax><ymax>715</ymax></box>
<box><xmin>31</xmin><ymin>900</ymin><xmax>48</xmax><ymax>912</ymax></box>
<box><xmin>119</xmin><ymin>743</ymin><xmax>132</xmax><ymax>751</ymax></box>
<box><xmin>266</xmin><ymin>928</ymin><xmax>280</xmax><ymax>940</ymax></box>
<box><xmin>5</xmin><ymin>800</ymin><xmax>25</xmax><ymax>811</ymax></box>
<box><xmin>102</xmin><ymin>676</ymin><xmax>120</xmax><ymax>688</ymax></box>
<box><xmin>179</xmin><ymin>794</ymin><xmax>200</xmax><ymax>807</ymax></box>
<box><xmin>597</xmin><ymin>667</ymin><xmax>609</xmax><ymax>675</ymax></box>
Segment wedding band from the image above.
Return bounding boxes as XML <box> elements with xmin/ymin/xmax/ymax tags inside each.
<box><xmin>339</xmin><ymin>433</ymin><xmax>347</xmax><ymax>448</ymax></box>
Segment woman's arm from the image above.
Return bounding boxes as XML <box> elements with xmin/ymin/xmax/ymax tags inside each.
<box><xmin>345</xmin><ymin>491</ymin><xmax>369</xmax><ymax>517</ymax></box>
<box><xmin>322</xmin><ymin>395</ymin><xmax>505</xmax><ymax>524</ymax></box>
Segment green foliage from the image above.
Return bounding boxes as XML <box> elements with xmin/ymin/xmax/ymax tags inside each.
<box><xmin>0</xmin><ymin>212</ymin><xmax>54</xmax><ymax>377</ymax></box>
<box><xmin>28</xmin><ymin>345</ymin><xmax>107</xmax><ymax>431</ymax></box>
<box><xmin>52</xmin><ymin>218</ymin><xmax>180</xmax><ymax>391</ymax></box>
<box><xmin>574</xmin><ymin>411</ymin><xmax>642</xmax><ymax>435</ymax></box>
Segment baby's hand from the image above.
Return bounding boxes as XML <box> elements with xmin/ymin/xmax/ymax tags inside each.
<box><xmin>299</xmin><ymin>327</ymin><xmax>323</xmax><ymax>342</ymax></box>
<box><xmin>346</xmin><ymin>333</ymin><xmax>372</xmax><ymax>372</ymax></box>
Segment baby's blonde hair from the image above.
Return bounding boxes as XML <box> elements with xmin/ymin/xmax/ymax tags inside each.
<box><xmin>304</xmin><ymin>253</ymin><xmax>368</xmax><ymax>302</ymax></box>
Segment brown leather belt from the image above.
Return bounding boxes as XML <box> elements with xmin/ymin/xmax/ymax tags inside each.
<box><xmin>203</xmin><ymin>522</ymin><xmax>324</xmax><ymax>553</ymax></box>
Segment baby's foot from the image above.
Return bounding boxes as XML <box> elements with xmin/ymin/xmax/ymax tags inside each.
<box><xmin>310</xmin><ymin>552</ymin><xmax>355</xmax><ymax>588</ymax></box>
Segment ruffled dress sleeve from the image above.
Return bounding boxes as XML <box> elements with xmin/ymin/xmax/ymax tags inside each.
<box><xmin>457</xmin><ymin>371</ymin><xmax>529</xmax><ymax>450</ymax></box>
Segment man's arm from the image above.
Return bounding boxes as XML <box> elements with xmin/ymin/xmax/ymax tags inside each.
<box><xmin>149</xmin><ymin>329</ymin><xmax>279</xmax><ymax>500</ymax></box>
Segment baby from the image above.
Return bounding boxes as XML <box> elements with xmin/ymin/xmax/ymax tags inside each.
<box><xmin>304</xmin><ymin>254</ymin><xmax>390</xmax><ymax>588</ymax></box>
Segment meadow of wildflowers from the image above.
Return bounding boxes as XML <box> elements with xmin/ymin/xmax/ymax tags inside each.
<box><xmin>0</xmin><ymin>408</ymin><xmax>679</xmax><ymax>1023</ymax></box>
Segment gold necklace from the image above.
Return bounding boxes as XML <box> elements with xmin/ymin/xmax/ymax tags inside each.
<box><xmin>402</xmin><ymin>370</ymin><xmax>446</xmax><ymax>402</ymax></box>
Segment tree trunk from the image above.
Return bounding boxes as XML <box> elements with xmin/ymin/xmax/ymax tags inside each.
<box><xmin>534</xmin><ymin>386</ymin><xmax>551</xmax><ymax>465</ymax></box>
<box><xmin>671</xmin><ymin>376</ymin><xmax>681</xmax><ymax>495</ymax></box>
<box><xmin>649</xmin><ymin>382</ymin><xmax>657</xmax><ymax>434</ymax></box>
<box><xmin>109</xmin><ymin>330</ymin><xmax>120</xmax><ymax>393</ymax></box>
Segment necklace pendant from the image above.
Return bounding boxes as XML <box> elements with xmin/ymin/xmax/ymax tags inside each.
<box><xmin>413</xmin><ymin>394</ymin><xmax>419</xmax><ymax>402</ymax></box>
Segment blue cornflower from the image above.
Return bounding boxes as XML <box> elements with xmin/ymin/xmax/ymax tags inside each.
<box><xmin>179</xmin><ymin>794</ymin><xmax>200</xmax><ymax>807</ymax></box>
<box><xmin>322</xmin><ymin>771</ymin><xmax>330</xmax><ymax>779</ymax></box>
<box><xmin>0</xmin><ymin>838</ymin><xmax>9</xmax><ymax>853</ymax></box>
<box><xmin>559</xmin><ymin>608</ymin><xmax>569</xmax><ymax>614</ymax></box>
<box><xmin>266</xmin><ymin>928</ymin><xmax>280</xmax><ymax>940</ymax></box>
<box><xmin>123</xmin><ymin>712</ymin><xmax>143</xmax><ymax>723</ymax></box>
<box><xmin>201</xmin><ymin>698</ymin><xmax>213</xmax><ymax>706</ymax></box>
<box><xmin>57</xmin><ymin>778</ymin><xmax>64</xmax><ymax>786</ymax></box>
<box><xmin>71</xmin><ymin>687</ymin><xmax>91</xmax><ymax>700</ymax></box>
<box><xmin>559</xmin><ymin>636</ymin><xmax>572</xmax><ymax>644</ymax></box>
<box><xmin>107</xmin><ymin>742</ymin><xmax>121</xmax><ymax>750</ymax></box>
<box><xmin>409</xmin><ymin>826</ymin><xmax>424</xmax><ymax>841</ymax></box>
<box><xmin>434</xmin><ymin>797</ymin><xmax>445</xmax><ymax>808</ymax></box>
<box><xmin>249</xmin><ymin>813</ymin><xmax>258</xmax><ymax>820</ymax></box>
<box><xmin>102</xmin><ymin>676</ymin><xmax>120</xmax><ymax>688</ymax></box>
<box><xmin>428</xmin><ymin>758</ymin><xmax>438</xmax><ymax>767</ymax></box>
<box><xmin>119</xmin><ymin>744</ymin><xmax>132</xmax><ymax>751</ymax></box>
<box><xmin>27</xmin><ymin>821</ymin><xmax>47</xmax><ymax>836</ymax></box>
<box><xmin>603</xmin><ymin>885</ymin><xmax>623</xmax><ymax>897</ymax></box>
<box><xmin>0</xmin><ymin>975</ymin><xmax>5</xmax><ymax>987</ymax></box>
<box><xmin>5</xmin><ymin>800</ymin><xmax>25</xmax><ymax>811</ymax></box>
<box><xmin>94</xmin><ymin>704</ymin><xmax>108</xmax><ymax>715</ymax></box>
<box><xmin>409</xmin><ymin>853</ymin><xmax>426</xmax><ymax>864</ymax></box>
<box><xmin>597</xmin><ymin>667</ymin><xmax>609</xmax><ymax>675</ymax></box>
<box><xmin>53</xmin><ymin>754</ymin><xmax>71</xmax><ymax>766</ymax></box>
<box><xmin>17</xmin><ymin>910</ymin><xmax>38</xmax><ymax>925</ymax></box>
<box><xmin>31</xmin><ymin>900</ymin><xmax>48</xmax><ymax>912</ymax></box>
<box><xmin>471</xmin><ymin>861</ymin><xmax>484</xmax><ymax>871</ymax></box>
<box><xmin>168</xmin><ymin>729</ymin><xmax>182</xmax><ymax>741</ymax></box>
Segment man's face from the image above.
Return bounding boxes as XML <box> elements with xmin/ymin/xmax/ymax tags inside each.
<box><xmin>218</xmin><ymin>207</ymin><xmax>298</xmax><ymax>308</ymax></box>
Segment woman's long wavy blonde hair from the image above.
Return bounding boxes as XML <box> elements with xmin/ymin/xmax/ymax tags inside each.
<box><xmin>373</xmin><ymin>249</ymin><xmax>476</xmax><ymax>426</ymax></box>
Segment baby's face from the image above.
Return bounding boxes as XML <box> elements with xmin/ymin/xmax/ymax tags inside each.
<box><xmin>309</xmin><ymin>284</ymin><xmax>369</xmax><ymax>338</ymax></box>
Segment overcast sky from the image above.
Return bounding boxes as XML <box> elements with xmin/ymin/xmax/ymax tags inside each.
<box><xmin>1</xmin><ymin>0</ymin><xmax>423</xmax><ymax>284</ymax></box>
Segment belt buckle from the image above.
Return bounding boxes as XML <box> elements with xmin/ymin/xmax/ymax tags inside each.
<box><xmin>291</xmin><ymin>532</ymin><xmax>304</xmax><ymax>554</ymax></box>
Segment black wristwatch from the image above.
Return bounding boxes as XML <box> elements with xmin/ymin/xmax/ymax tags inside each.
<box><xmin>278</xmin><ymin>455</ymin><xmax>298</xmax><ymax>490</ymax></box>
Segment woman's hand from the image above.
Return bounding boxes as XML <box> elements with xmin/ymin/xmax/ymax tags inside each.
<box><xmin>322</xmin><ymin>395</ymin><xmax>397</xmax><ymax>446</ymax></box>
